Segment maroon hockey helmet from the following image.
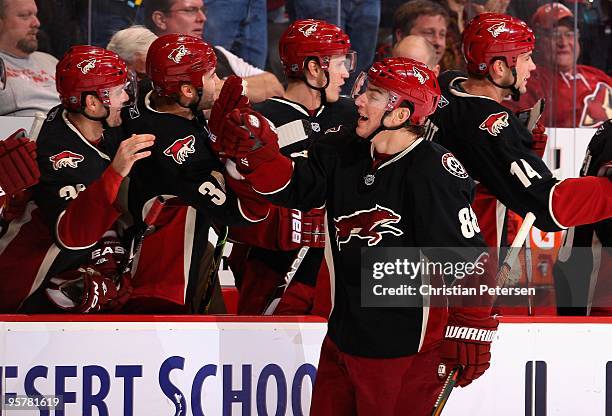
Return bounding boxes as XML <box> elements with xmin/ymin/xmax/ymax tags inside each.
<box><xmin>146</xmin><ymin>34</ymin><xmax>217</xmax><ymax>97</ymax></box>
<box><xmin>353</xmin><ymin>57</ymin><xmax>441</xmax><ymax>125</ymax></box>
<box><xmin>56</xmin><ymin>45</ymin><xmax>132</xmax><ymax>111</ymax></box>
<box><xmin>279</xmin><ymin>19</ymin><xmax>355</xmax><ymax>78</ymax></box>
<box><xmin>462</xmin><ymin>13</ymin><xmax>535</xmax><ymax>76</ymax></box>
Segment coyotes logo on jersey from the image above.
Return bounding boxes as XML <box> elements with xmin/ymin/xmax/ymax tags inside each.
<box><xmin>479</xmin><ymin>112</ymin><xmax>509</xmax><ymax>136</ymax></box>
<box><xmin>168</xmin><ymin>45</ymin><xmax>188</xmax><ymax>64</ymax></box>
<box><xmin>49</xmin><ymin>151</ymin><xmax>84</xmax><ymax>170</ymax></box>
<box><xmin>487</xmin><ymin>22</ymin><xmax>506</xmax><ymax>38</ymax></box>
<box><xmin>580</xmin><ymin>82</ymin><xmax>612</xmax><ymax>128</ymax></box>
<box><xmin>334</xmin><ymin>205</ymin><xmax>403</xmax><ymax>249</ymax></box>
<box><xmin>298</xmin><ymin>22</ymin><xmax>318</xmax><ymax>37</ymax></box>
<box><xmin>77</xmin><ymin>58</ymin><xmax>97</xmax><ymax>75</ymax></box>
<box><xmin>164</xmin><ymin>135</ymin><xmax>196</xmax><ymax>164</ymax></box>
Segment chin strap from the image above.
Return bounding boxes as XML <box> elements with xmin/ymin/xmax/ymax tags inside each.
<box><xmin>487</xmin><ymin>67</ymin><xmax>521</xmax><ymax>101</ymax></box>
<box><xmin>302</xmin><ymin>58</ymin><xmax>330</xmax><ymax>108</ymax></box>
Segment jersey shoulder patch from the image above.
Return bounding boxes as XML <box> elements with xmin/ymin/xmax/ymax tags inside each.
<box><xmin>478</xmin><ymin>111</ymin><xmax>509</xmax><ymax>136</ymax></box>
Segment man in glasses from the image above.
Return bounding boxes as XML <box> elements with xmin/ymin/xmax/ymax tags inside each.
<box><xmin>226</xmin><ymin>19</ymin><xmax>358</xmax><ymax>316</ymax></box>
<box><xmin>143</xmin><ymin>0</ymin><xmax>283</xmax><ymax>103</ymax></box>
<box><xmin>0</xmin><ymin>0</ymin><xmax>60</xmax><ymax>116</ymax></box>
<box><xmin>513</xmin><ymin>3</ymin><xmax>612</xmax><ymax>127</ymax></box>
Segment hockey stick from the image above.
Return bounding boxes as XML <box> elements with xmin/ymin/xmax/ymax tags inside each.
<box><xmin>263</xmin><ymin>246</ymin><xmax>310</xmax><ymax>315</ymax></box>
<box><xmin>121</xmin><ymin>196</ymin><xmax>166</xmax><ymax>274</ymax></box>
<box><xmin>199</xmin><ymin>225</ymin><xmax>228</xmax><ymax>314</ymax></box>
<box><xmin>431</xmin><ymin>212</ymin><xmax>536</xmax><ymax>416</ymax></box>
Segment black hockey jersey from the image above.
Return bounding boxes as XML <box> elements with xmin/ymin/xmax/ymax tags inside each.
<box><xmin>248</xmin><ymin>127</ymin><xmax>487</xmax><ymax>357</ymax></box>
<box><xmin>33</xmin><ymin>105</ymin><xmax>125</xmax><ymax>274</ymax></box>
<box><xmin>429</xmin><ymin>74</ymin><xmax>563</xmax><ymax>232</ymax></box>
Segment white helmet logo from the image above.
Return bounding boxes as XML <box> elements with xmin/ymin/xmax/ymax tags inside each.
<box><xmin>299</xmin><ymin>23</ymin><xmax>318</xmax><ymax>37</ymax></box>
<box><xmin>77</xmin><ymin>58</ymin><xmax>97</xmax><ymax>75</ymax></box>
<box><xmin>487</xmin><ymin>22</ymin><xmax>506</xmax><ymax>38</ymax></box>
<box><xmin>168</xmin><ymin>45</ymin><xmax>188</xmax><ymax>64</ymax></box>
<box><xmin>413</xmin><ymin>66</ymin><xmax>429</xmax><ymax>85</ymax></box>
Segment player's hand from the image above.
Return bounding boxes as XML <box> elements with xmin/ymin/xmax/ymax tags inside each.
<box><xmin>531</xmin><ymin>120</ymin><xmax>547</xmax><ymax>158</ymax></box>
<box><xmin>302</xmin><ymin>208</ymin><xmax>326</xmax><ymax>248</ymax></box>
<box><xmin>221</xmin><ymin>108</ymin><xmax>280</xmax><ymax>172</ymax></box>
<box><xmin>0</xmin><ymin>129</ymin><xmax>39</xmax><ymax>197</ymax></box>
<box><xmin>438</xmin><ymin>312</ymin><xmax>498</xmax><ymax>387</ymax></box>
<box><xmin>1</xmin><ymin>189</ymin><xmax>32</xmax><ymax>222</ymax></box>
<box><xmin>45</xmin><ymin>266</ymin><xmax>133</xmax><ymax>313</ymax></box>
<box><xmin>111</xmin><ymin>134</ymin><xmax>155</xmax><ymax>177</ymax></box>
<box><xmin>89</xmin><ymin>232</ymin><xmax>127</xmax><ymax>279</ymax></box>
<box><xmin>208</xmin><ymin>75</ymin><xmax>249</xmax><ymax>156</ymax></box>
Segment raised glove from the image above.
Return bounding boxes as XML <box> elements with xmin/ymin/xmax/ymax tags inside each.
<box><xmin>531</xmin><ymin>120</ymin><xmax>547</xmax><ymax>158</ymax></box>
<box><xmin>0</xmin><ymin>129</ymin><xmax>39</xmax><ymax>197</ymax></box>
<box><xmin>46</xmin><ymin>266</ymin><xmax>132</xmax><ymax>313</ymax></box>
<box><xmin>221</xmin><ymin>108</ymin><xmax>280</xmax><ymax>172</ymax></box>
<box><xmin>208</xmin><ymin>75</ymin><xmax>249</xmax><ymax>155</ymax></box>
<box><xmin>438</xmin><ymin>312</ymin><xmax>499</xmax><ymax>387</ymax></box>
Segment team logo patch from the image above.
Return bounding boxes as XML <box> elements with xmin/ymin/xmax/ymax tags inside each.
<box><xmin>441</xmin><ymin>153</ymin><xmax>468</xmax><ymax>178</ymax></box>
<box><xmin>438</xmin><ymin>95</ymin><xmax>449</xmax><ymax>108</ymax></box>
<box><xmin>164</xmin><ymin>135</ymin><xmax>196</xmax><ymax>164</ymax></box>
<box><xmin>77</xmin><ymin>58</ymin><xmax>97</xmax><ymax>74</ymax></box>
<box><xmin>298</xmin><ymin>22</ymin><xmax>318</xmax><ymax>37</ymax></box>
<box><xmin>49</xmin><ymin>151</ymin><xmax>84</xmax><ymax>170</ymax></box>
<box><xmin>479</xmin><ymin>112</ymin><xmax>509</xmax><ymax>136</ymax></box>
<box><xmin>334</xmin><ymin>205</ymin><xmax>403</xmax><ymax>250</ymax></box>
<box><xmin>413</xmin><ymin>66</ymin><xmax>429</xmax><ymax>85</ymax></box>
<box><xmin>487</xmin><ymin>22</ymin><xmax>506</xmax><ymax>38</ymax></box>
<box><xmin>580</xmin><ymin>82</ymin><xmax>612</xmax><ymax>128</ymax></box>
<box><xmin>437</xmin><ymin>363</ymin><xmax>447</xmax><ymax>378</ymax></box>
<box><xmin>168</xmin><ymin>45</ymin><xmax>188</xmax><ymax>64</ymax></box>
<box><xmin>46</xmin><ymin>107</ymin><xmax>60</xmax><ymax>121</ymax></box>
<box><xmin>311</xmin><ymin>122</ymin><xmax>320</xmax><ymax>132</ymax></box>
<box><xmin>128</xmin><ymin>103</ymin><xmax>140</xmax><ymax>119</ymax></box>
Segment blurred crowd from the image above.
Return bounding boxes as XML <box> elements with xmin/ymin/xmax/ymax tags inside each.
<box><xmin>0</xmin><ymin>0</ymin><xmax>610</xmax><ymax>126</ymax></box>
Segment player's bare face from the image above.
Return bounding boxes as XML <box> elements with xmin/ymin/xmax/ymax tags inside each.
<box><xmin>198</xmin><ymin>69</ymin><xmax>218</xmax><ymax>110</ymax></box>
<box><xmin>324</xmin><ymin>55</ymin><xmax>351</xmax><ymax>103</ymax></box>
<box><xmin>513</xmin><ymin>51</ymin><xmax>536</xmax><ymax>95</ymax></box>
<box><xmin>162</xmin><ymin>0</ymin><xmax>206</xmax><ymax>38</ymax></box>
<box><xmin>355</xmin><ymin>85</ymin><xmax>389</xmax><ymax>138</ymax></box>
<box><xmin>408</xmin><ymin>15</ymin><xmax>447</xmax><ymax>64</ymax></box>
<box><xmin>105</xmin><ymin>84</ymin><xmax>130</xmax><ymax>127</ymax></box>
<box><xmin>0</xmin><ymin>0</ymin><xmax>40</xmax><ymax>57</ymax></box>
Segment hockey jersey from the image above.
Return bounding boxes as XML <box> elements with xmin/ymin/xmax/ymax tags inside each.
<box><xmin>120</xmin><ymin>92</ymin><xmax>267</xmax><ymax>309</ymax></box>
<box><xmin>0</xmin><ymin>105</ymin><xmax>126</xmax><ymax>311</ymax></box>
<box><xmin>245</xmin><ymin>127</ymin><xmax>488</xmax><ymax>358</ymax></box>
<box><xmin>509</xmin><ymin>65</ymin><xmax>612</xmax><ymax>128</ymax></box>
<box><xmin>429</xmin><ymin>74</ymin><xmax>564</xmax><ymax>234</ymax></box>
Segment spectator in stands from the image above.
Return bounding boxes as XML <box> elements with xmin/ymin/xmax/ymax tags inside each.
<box><xmin>432</xmin><ymin>0</ymin><xmax>480</xmax><ymax>71</ymax></box>
<box><xmin>392</xmin><ymin>34</ymin><xmax>440</xmax><ymax>76</ymax></box>
<box><xmin>287</xmin><ymin>0</ymin><xmax>381</xmax><ymax>96</ymax></box>
<box><xmin>515</xmin><ymin>3</ymin><xmax>612</xmax><ymax>127</ymax></box>
<box><xmin>0</xmin><ymin>0</ymin><xmax>60</xmax><ymax>116</ymax></box>
<box><xmin>392</xmin><ymin>0</ymin><xmax>449</xmax><ymax>68</ymax></box>
<box><xmin>79</xmin><ymin>0</ymin><xmax>142</xmax><ymax>48</ymax></box>
<box><xmin>107</xmin><ymin>25</ymin><xmax>158</xmax><ymax>81</ymax></box>
<box><xmin>143</xmin><ymin>0</ymin><xmax>284</xmax><ymax>103</ymax></box>
<box><xmin>203</xmin><ymin>0</ymin><xmax>268</xmax><ymax>69</ymax></box>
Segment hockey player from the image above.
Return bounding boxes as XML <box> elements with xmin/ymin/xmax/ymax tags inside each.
<box><xmin>120</xmin><ymin>34</ymin><xmax>269</xmax><ymax>313</ymax></box>
<box><xmin>429</xmin><ymin>13</ymin><xmax>612</xmax><ymax>249</ymax></box>
<box><xmin>217</xmin><ymin>57</ymin><xmax>498</xmax><ymax>414</ymax></box>
<box><xmin>227</xmin><ymin>19</ymin><xmax>358</xmax><ymax>315</ymax></box>
<box><xmin>1</xmin><ymin>45</ymin><xmax>155</xmax><ymax>313</ymax></box>
<box><xmin>554</xmin><ymin>120</ymin><xmax>612</xmax><ymax>315</ymax></box>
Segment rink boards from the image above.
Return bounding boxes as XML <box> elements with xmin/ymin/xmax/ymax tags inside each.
<box><xmin>1</xmin><ymin>315</ymin><xmax>612</xmax><ymax>415</ymax></box>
